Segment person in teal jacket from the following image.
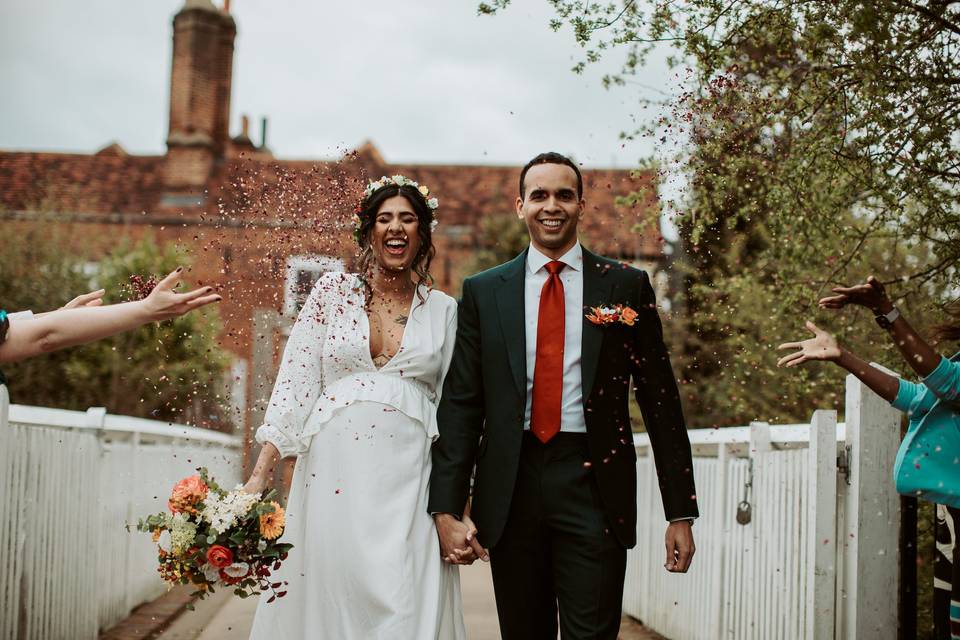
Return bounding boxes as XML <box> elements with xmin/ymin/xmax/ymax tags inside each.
<box><xmin>777</xmin><ymin>275</ymin><xmax>959</xmax><ymax>640</ymax></box>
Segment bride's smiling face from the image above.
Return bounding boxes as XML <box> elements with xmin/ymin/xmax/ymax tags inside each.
<box><xmin>370</xmin><ymin>195</ymin><xmax>422</xmax><ymax>272</ymax></box>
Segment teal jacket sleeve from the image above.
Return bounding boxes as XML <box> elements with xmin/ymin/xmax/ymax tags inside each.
<box><xmin>891</xmin><ymin>378</ymin><xmax>937</xmax><ymax>417</ymax></box>
<box><xmin>921</xmin><ymin>355</ymin><xmax>960</xmax><ymax>403</ymax></box>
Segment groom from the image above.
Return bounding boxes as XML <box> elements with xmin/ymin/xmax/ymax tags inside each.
<box><xmin>429</xmin><ymin>152</ymin><xmax>698</xmax><ymax>639</ymax></box>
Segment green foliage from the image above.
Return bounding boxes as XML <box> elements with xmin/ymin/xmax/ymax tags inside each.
<box><xmin>462</xmin><ymin>213</ymin><xmax>530</xmax><ymax>276</ymax></box>
<box><xmin>0</xmin><ymin>231</ymin><xmax>231</xmax><ymax>427</ymax></box>
<box><xmin>481</xmin><ymin>0</ymin><xmax>959</xmax><ymax>427</ymax></box>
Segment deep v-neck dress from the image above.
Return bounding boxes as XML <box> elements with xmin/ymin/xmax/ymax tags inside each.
<box><xmin>249</xmin><ymin>272</ymin><xmax>464</xmax><ymax>640</ymax></box>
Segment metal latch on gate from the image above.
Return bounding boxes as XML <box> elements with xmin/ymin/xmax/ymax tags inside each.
<box><xmin>736</xmin><ymin>457</ymin><xmax>754</xmax><ymax>525</ymax></box>
<box><xmin>837</xmin><ymin>445</ymin><xmax>851</xmax><ymax>485</ymax></box>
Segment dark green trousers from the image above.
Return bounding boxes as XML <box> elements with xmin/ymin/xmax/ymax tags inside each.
<box><xmin>489</xmin><ymin>432</ymin><xmax>627</xmax><ymax>640</ymax></box>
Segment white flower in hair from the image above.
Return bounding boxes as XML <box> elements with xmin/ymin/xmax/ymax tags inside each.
<box><xmin>430</xmin><ymin>220</ymin><xmax>439</xmax><ymax>232</ymax></box>
<box><xmin>355</xmin><ymin>174</ymin><xmax>441</xmax><ymax>243</ymax></box>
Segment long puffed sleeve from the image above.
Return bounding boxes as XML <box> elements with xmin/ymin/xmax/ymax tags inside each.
<box><xmin>255</xmin><ymin>276</ymin><xmax>331</xmax><ymax>458</ymax></box>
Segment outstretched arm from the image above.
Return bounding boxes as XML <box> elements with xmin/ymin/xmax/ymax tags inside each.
<box><xmin>819</xmin><ymin>276</ymin><xmax>941</xmax><ymax>378</ymax></box>
<box><xmin>0</xmin><ymin>268</ymin><xmax>220</xmax><ymax>364</ymax></box>
<box><xmin>777</xmin><ymin>320</ymin><xmax>900</xmax><ymax>402</ymax></box>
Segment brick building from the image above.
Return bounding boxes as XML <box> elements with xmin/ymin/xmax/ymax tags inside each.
<box><xmin>0</xmin><ymin>0</ymin><xmax>664</xmax><ymax>462</ymax></box>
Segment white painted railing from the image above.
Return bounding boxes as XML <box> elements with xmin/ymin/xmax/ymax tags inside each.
<box><xmin>0</xmin><ymin>389</ymin><xmax>243</xmax><ymax>640</ymax></box>
<box><xmin>624</xmin><ymin>373</ymin><xmax>903</xmax><ymax>639</ymax></box>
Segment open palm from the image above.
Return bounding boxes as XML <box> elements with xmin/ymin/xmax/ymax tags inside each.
<box><xmin>143</xmin><ymin>268</ymin><xmax>221</xmax><ymax>321</ymax></box>
<box><xmin>777</xmin><ymin>321</ymin><xmax>841</xmax><ymax>367</ymax></box>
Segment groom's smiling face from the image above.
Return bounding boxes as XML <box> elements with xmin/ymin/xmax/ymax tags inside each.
<box><xmin>516</xmin><ymin>163</ymin><xmax>585</xmax><ymax>259</ymax></box>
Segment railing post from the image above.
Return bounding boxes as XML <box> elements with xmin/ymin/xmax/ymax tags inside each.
<box><xmin>806</xmin><ymin>409</ymin><xmax>837</xmax><ymax>640</ymax></box>
<box><xmin>747</xmin><ymin>421</ymin><xmax>770</xmax><ymax>636</ymax></box>
<box><xmin>713</xmin><ymin>442</ymin><xmax>729</xmax><ymax>636</ymax></box>
<box><xmin>0</xmin><ymin>383</ymin><xmax>8</xmax><ymax>428</ymax></box>
<box><xmin>124</xmin><ymin>430</ymin><xmax>141</xmax><ymax>614</ymax></box>
<box><xmin>841</xmin><ymin>371</ymin><xmax>902</xmax><ymax>639</ymax></box>
<box><xmin>0</xmin><ymin>384</ymin><xmax>12</xmax><ymax>640</ymax></box>
<box><xmin>85</xmin><ymin>407</ymin><xmax>108</xmax><ymax>628</ymax></box>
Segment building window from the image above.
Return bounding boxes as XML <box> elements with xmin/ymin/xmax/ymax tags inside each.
<box><xmin>284</xmin><ymin>255</ymin><xmax>343</xmax><ymax>315</ymax></box>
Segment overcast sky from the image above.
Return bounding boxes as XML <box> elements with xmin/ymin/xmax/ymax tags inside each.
<box><xmin>0</xmin><ymin>0</ymin><xmax>686</xmax><ymax>169</ymax></box>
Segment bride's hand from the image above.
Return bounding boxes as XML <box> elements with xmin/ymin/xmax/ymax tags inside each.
<box><xmin>242</xmin><ymin>473</ymin><xmax>268</xmax><ymax>496</ymax></box>
<box><xmin>461</xmin><ymin>514</ymin><xmax>489</xmax><ymax>563</ymax></box>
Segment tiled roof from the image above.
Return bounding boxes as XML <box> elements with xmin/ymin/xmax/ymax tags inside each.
<box><xmin>0</xmin><ymin>143</ymin><xmax>662</xmax><ymax>258</ymax></box>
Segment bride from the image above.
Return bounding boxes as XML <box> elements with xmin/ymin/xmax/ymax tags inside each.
<box><xmin>244</xmin><ymin>176</ymin><xmax>467</xmax><ymax>639</ymax></box>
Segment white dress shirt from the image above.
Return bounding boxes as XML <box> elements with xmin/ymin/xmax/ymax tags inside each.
<box><xmin>523</xmin><ymin>241</ymin><xmax>587</xmax><ymax>433</ymax></box>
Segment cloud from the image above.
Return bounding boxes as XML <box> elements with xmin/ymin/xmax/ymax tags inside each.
<box><xmin>0</xmin><ymin>0</ymin><xmax>682</xmax><ymax>168</ymax></box>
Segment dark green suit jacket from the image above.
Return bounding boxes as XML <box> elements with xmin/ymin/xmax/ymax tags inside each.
<box><xmin>428</xmin><ymin>247</ymin><xmax>698</xmax><ymax>548</ymax></box>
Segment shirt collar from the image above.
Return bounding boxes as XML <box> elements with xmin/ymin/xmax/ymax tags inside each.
<box><xmin>527</xmin><ymin>241</ymin><xmax>583</xmax><ymax>275</ymax></box>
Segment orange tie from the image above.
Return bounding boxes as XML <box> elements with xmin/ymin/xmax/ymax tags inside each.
<box><xmin>531</xmin><ymin>260</ymin><xmax>565</xmax><ymax>443</ymax></box>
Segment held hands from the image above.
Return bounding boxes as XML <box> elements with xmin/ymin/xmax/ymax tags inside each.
<box><xmin>818</xmin><ymin>275</ymin><xmax>893</xmax><ymax>314</ymax></box>
<box><xmin>776</xmin><ymin>321</ymin><xmax>842</xmax><ymax>368</ymax></box>
<box><xmin>141</xmin><ymin>268</ymin><xmax>222</xmax><ymax>322</ymax></box>
<box><xmin>664</xmin><ymin>520</ymin><xmax>695</xmax><ymax>573</ymax></box>
<box><xmin>434</xmin><ymin>513</ymin><xmax>489</xmax><ymax>565</ymax></box>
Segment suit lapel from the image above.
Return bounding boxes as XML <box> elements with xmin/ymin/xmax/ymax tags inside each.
<box><xmin>580</xmin><ymin>248</ymin><xmax>614</xmax><ymax>401</ymax></box>
<box><xmin>494</xmin><ymin>250</ymin><xmax>529</xmax><ymax>397</ymax></box>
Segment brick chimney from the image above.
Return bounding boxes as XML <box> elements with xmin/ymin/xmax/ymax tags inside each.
<box><xmin>163</xmin><ymin>0</ymin><xmax>236</xmax><ymax>192</ymax></box>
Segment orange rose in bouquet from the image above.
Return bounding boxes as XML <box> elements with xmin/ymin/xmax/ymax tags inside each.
<box><xmin>168</xmin><ymin>475</ymin><xmax>208</xmax><ymax>514</ymax></box>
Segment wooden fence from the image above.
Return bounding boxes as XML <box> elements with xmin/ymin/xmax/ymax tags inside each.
<box><xmin>624</xmin><ymin>372</ymin><xmax>903</xmax><ymax>639</ymax></box>
<box><xmin>0</xmin><ymin>389</ymin><xmax>243</xmax><ymax>640</ymax></box>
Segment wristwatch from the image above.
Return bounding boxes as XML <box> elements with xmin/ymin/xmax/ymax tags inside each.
<box><xmin>874</xmin><ymin>306</ymin><xmax>900</xmax><ymax>329</ymax></box>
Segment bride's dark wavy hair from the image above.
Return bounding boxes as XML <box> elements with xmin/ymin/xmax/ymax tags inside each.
<box><xmin>355</xmin><ymin>184</ymin><xmax>436</xmax><ymax>306</ymax></box>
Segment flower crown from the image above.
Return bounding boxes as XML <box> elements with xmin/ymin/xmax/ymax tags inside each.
<box><xmin>352</xmin><ymin>174</ymin><xmax>440</xmax><ymax>244</ymax></box>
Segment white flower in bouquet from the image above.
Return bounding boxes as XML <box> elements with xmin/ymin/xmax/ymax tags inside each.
<box><xmin>200</xmin><ymin>563</ymin><xmax>221</xmax><ymax>583</ymax></box>
<box><xmin>202</xmin><ymin>487</ymin><xmax>260</xmax><ymax>534</ymax></box>
<box><xmin>157</xmin><ymin>530</ymin><xmax>172</xmax><ymax>554</ymax></box>
<box><xmin>170</xmin><ymin>512</ymin><xmax>198</xmax><ymax>555</ymax></box>
<box><xmin>223</xmin><ymin>562</ymin><xmax>251</xmax><ymax>579</ymax></box>
<box><xmin>391</xmin><ymin>174</ymin><xmax>406</xmax><ymax>186</ymax></box>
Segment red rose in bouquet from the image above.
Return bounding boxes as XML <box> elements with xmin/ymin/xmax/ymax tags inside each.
<box><xmin>206</xmin><ymin>545</ymin><xmax>234</xmax><ymax>569</ymax></box>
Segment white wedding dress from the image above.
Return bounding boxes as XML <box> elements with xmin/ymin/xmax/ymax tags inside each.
<box><xmin>248</xmin><ymin>272</ymin><xmax>465</xmax><ymax>640</ymax></box>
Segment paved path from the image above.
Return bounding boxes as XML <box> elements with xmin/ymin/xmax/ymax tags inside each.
<box><xmin>158</xmin><ymin>561</ymin><xmax>660</xmax><ymax>639</ymax></box>
<box><xmin>167</xmin><ymin>562</ymin><xmax>499</xmax><ymax>640</ymax></box>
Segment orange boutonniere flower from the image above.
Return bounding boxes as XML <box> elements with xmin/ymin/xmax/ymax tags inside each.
<box><xmin>585</xmin><ymin>304</ymin><xmax>638</xmax><ymax>327</ymax></box>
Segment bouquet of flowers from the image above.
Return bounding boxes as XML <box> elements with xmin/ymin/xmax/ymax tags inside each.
<box><xmin>132</xmin><ymin>468</ymin><xmax>293</xmax><ymax>605</ymax></box>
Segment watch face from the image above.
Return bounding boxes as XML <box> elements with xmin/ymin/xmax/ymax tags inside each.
<box><xmin>874</xmin><ymin>307</ymin><xmax>900</xmax><ymax>329</ymax></box>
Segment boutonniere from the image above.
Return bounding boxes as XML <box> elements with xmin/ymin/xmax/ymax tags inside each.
<box><xmin>585</xmin><ymin>304</ymin><xmax>638</xmax><ymax>327</ymax></box>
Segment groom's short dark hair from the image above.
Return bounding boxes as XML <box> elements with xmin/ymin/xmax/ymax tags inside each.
<box><xmin>519</xmin><ymin>152</ymin><xmax>583</xmax><ymax>200</ymax></box>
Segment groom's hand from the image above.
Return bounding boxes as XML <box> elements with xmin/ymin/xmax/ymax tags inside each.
<box><xmin>664</xmin><ymin>520</ymin><xmax>695</xmax><ymax>573</ymax></box>
<box><xmin>434</xmin><ymin>513</ymin><xmax>486</xmax><ymax>565</ymax></box>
